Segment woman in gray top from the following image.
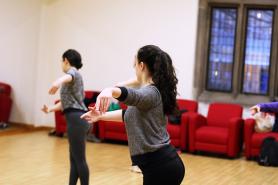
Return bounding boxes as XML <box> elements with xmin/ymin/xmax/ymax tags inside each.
<box><xmin>42</xmin><ymin>49</ymin><xmax>90</xmax><ymax>185</ymax></box>
<box><xmin>81</xmin><ymin>45</ymin><xmax>185</xmax><ymax>185</ymax></box>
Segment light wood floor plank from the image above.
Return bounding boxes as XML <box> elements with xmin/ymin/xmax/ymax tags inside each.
<box><xmin>0</xmin><ymin>130</ymin><xmax>277</xmax><ymax>185</ymax></box>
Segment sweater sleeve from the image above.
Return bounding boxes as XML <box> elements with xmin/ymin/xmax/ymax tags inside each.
<box><xmin>258</xmin><ymin>102</ymin><xmax>278</xmax><ymax>113</ymax></box>
<box><xmin>116</xmin><ymin>85</ymin><xmax>161</xmax><ymax>111</ymax></box>
<box><xmin>66</xmin><ymin>68</ymin><xmax>76</xmax><ymax>81</ymax></box>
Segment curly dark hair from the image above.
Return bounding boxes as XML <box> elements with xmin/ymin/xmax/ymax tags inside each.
<box><xmin>137</xmin><ymin>45</ymin><xmax>178</xmax><ymax>115</ymax></box>
<box><xmin>62</xmin><ymin>49</ymin><xmax>83</xmax><ymax>69</ymax></box>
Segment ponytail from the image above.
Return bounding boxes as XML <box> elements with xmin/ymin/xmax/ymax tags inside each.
<box><xmin>137</xmin><ymin>45</ymin><xmax>178</xmax><ymax>115</ymax></box>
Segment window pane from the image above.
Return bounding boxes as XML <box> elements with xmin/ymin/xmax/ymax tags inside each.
<box><xmin>242</xmin><ymin>9</ymin><xmax>274</xmax><ymax>94</ymax></box>
<box><xmin>206</xmin><ymin>8</ymin><xmax>237</xmax><ymax>92</ymax></box>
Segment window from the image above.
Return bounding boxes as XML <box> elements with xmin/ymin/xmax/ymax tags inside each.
<box><xmin>242</xmin><ymin>9</ymin><xmax>274</xmax><ymax>95</ymax></box>
<box><xmin>195</xmin><ymin>0</ymin><xmax>278</xmax><ymax>105</ymax></box>
<box><xmin>207</xmin><ymin>8</ymin><xmax>237</xmax><ymax>92</ymax></box>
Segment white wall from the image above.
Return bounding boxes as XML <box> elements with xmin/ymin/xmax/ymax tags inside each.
<box><xmin>0</xmin><ymin>0</ymin><xmax>42</xmax><ymax>124</ymax></box>
<box><xmin>34</xmin><ymin>0</ymin><xmax>199</xmax><ymax>126</ymax></box>
<box><xmin>0</xmin><ymin>0</ymin><xmax>253</xmax><ymax>126</ymax></box>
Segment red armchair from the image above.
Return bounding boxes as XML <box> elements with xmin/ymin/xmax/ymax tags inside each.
<box><xmin>188</xmin><ymin>103</ymin><xmax>244</xmax><ymax>157</ymax></box>
<box><xmin>244</xmin><ymin>118</ymin><xmax>278</xmax><ymax>159</ymax></box>
<box><xmin>54</xmin><ymin>90</ymin><xmax>99</xmax><ymax>137</ymax></box>
<box><xmin>0</xmin><ymin>82</ymin><xmax>12</xmax><ymax>126</ymax></box>
<box><xmin>98</xmin><ymin>103</ymin><xmax>128</xmax><ymax>142</ymax></box>
<box><xmin>167</xmin><ymin>99</ymin><xmax>198</xmax><ymax>151</ymax></box>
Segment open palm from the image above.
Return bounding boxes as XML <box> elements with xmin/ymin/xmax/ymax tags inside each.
<box><xmin>80</xmin><ymin>106</ymin><xmax>101</xmax><ymax>123</ymax></box>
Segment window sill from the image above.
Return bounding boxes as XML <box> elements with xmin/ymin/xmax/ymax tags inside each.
<box><xmin>197</xmin><ymin>90</ymin><xmax>271</xmax><ymax>106</ymax></box>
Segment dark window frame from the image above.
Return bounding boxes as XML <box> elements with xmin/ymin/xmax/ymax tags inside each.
<box><xmin>206</xmin><ymin>6</ymin><xmax>238</xmax><ymax>93</ymax></box>
<box><xmin>241</xmin><ymin>7</ymin><xmax>275</xmax><ymax>96</ymax></box>
<box><xmin>194</xmin><ymin>0</ymin><xmax>278</xmax><ymax>105</ymax></box>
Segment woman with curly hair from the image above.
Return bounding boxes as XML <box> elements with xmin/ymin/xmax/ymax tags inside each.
<box><xmin>81</xmin><ymin>45</ymin><xmax>185</xmax><ymax>185</ymax></box>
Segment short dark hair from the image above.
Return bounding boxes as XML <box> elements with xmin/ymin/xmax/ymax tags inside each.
<box><xmin>62</xmin><ymin>49</ymin><xmax>83</xmax><ymax>69</ymax></box>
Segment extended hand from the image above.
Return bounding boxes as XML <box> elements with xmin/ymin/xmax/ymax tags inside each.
<box><xmin>95</xmin><ymin>88</ymin><xmax>113</xmax><ymax>114</ymax></box>
<box><xmin>49</xmin><ymin>82</ymin><xmax>60</xmax><ymax>95</ymax></box>
<box><xmin>41</xmin><ymin>104</ymin><xmax>49</xmax><ymax>113</ymax></box>
<box><xmin>250</xmin><ymin>105</ymin><xmax>260</xmax><ymax>116</ymax></box>
<box><xmin>80</xmin><ymin>106</ymin><xmax>101</xmax><ymax>123</ymax></box>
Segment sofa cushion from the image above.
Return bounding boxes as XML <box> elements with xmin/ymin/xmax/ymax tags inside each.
<box><xmin>207</xmin><ymin>103</ymin><xmax>242</xmax><ymax>127</ymax></box>
<box><xmin>196</xmin><ymin>126</ymin><xmax>228</xmax><ymax>145</ymax></box>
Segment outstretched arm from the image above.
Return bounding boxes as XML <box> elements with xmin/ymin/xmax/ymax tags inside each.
<box><xmin>258</xmin><ymin>102</ymin><xmax>278</xmax><ymax>113</ymax></box>
<box><xmin>116</xmin><ymin>77</ymin><xmax>141</xmax><ymax>88</ymax></box>
<box><xmin>42</xmin><ymin>102</ymin><xmax>62</xmax><ymax>113</ymax></box>
<box><xmin>80</xmin><ymin>107</ymin><xmax>123</xmax><ymax>123</ymax></box>
<box><xmin>250</xmin><ymin>102</ymin><xmax>278</xmax><ymax>115</ymax></box>
<box><xmin>49</xmin><ymin>74</ymin><xmax>72</xmax><ymax>95</ymax></box>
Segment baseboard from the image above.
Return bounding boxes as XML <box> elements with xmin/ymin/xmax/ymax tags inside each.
<box><xmin>9</xmin><ymin>122</ymin><xmax>53</xmax><ymax>131</ymax></box>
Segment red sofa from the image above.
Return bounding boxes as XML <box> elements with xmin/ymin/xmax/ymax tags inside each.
<box><xmin>0</xmin><ymin>82</ymin><xmax>12</xmax><ymax>125</ymax></box>
<box><xmin>188</xmin><ymin>103</ymin><xmax>244</xmax><ymax>158</ymax></box>
<box><xmin>98</xmin><ymin>103</ymin><xmax>128</xmax><ymax>141</ymax></box>
<box><xmin>244</xmin><ymin>118</ymin><xmax>278</xmax><ymax>159</ymax></box>
<box><xmin>54</xmin><ymin>90</ymin><xmax>100</xmax><ymax>137</ymax></box>
<box><xmin>98</xmin><ymin>99</ymin><xmax>198</xmax><ymax>147</ymax></box>
<box><xmin>167</xmin><ymin>99</ymin><xmax>198</xmax><ymax>151</ymax></box>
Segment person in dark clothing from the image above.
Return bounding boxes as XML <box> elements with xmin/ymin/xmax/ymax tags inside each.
<box><xmin>81</xmin><ymin>45</ymin><xmax>185</xmax><ymax>185</ymax></box>
<box><xmin>42</xmin><ymin>49</ymin><xmax>90</xmax><ymax>185</ymax></box>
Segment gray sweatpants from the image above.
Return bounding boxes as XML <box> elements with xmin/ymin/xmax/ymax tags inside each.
<box><xmin>65</xmin><ymin>111</ymin><xmax>90</xmax><ymax>185</ymax></box>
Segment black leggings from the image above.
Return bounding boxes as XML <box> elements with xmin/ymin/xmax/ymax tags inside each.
<box><xmin>132</xmin><ymin>145</ymin><xmax>185</xmax><ymax>185</ymax></box>
<box><xmin>65</xmin><ymin>111</ymin><xmax>90</xmax><ymax>185</ymax></box>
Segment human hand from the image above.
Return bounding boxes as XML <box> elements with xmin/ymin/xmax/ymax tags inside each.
<box><xmin>95</xmin><ymin>88</ymin><xmax>113</xmax><ymax>114</ymax></box>
<box><xmin>49</xmin><ymin>81</ymin><xmax>60</xmax><ymax>95</ymax></box>
<box><xmin>41</xmin><ymin>104</ymin><xmax>49</xmax><ymax>113</ymax></box>
<box><xmin>80</xmin><ymin>106</ymin><xmax>101</xmax><ymax>123</ymax></box>
<box><xmin>250</xmin><ymin>105</ymin><xmax>260</xmax><ymax>116</ymax></box>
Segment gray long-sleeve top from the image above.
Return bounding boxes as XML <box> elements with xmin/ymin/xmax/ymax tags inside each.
<box><xmin>117</xmin><ymin>85</ymin><xmax>170</xmax><ymax>156</ymax></box>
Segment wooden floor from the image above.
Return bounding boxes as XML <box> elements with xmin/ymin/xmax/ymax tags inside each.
<box><xmin>0</xmin><ymin>129</ymin><xmax>278</xmax><ymax>185</ymax></box>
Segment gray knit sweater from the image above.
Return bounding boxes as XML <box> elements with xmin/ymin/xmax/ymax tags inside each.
<box><xmin>118</xmin><ymin>85</ymin><xmax>170</xmax><ymax>156</ymax></box>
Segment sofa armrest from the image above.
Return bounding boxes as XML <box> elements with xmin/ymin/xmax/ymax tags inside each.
<box><xmin>0</xmin><ymin>95</ymin><xmax>12</xmax><ymax>122</ymax></box>
<box><xmin>189</xmin><ymin>112</ymin><xmax>206</xmax><ymax>129</ymax></box>
<box><xmin>244</xmin><ymin>118</ymin><xmax>255</xmax><ymax>135</ymax></box>
<box><xmin>0</xmin><ymin>82</ymin><xmax>11</xmax><ymax>96</ymax></box>
<box><xmin>228</xmin><ymin>117</ymin><xmax>244</xmax><ymax>138</ymax></box>
<box><xmin>180</xmin><ymin>112</ymin><xmax>190</xmax><ymax>127</ymax></box>
<box><xmin>188</xmin><ymin>112</ymin><xmax>207</xmax><ymax>152</ymax></box>
<box><xmin>244</xmin><ymin>118</ymin><xmax>256</xmax><ymax>158</ymax></box>
<box><xmin>227</xmin><ymin>117</ymin><xmax>244</xmax><ymax>157</ymax></box>
<box><xmin>179</xmin><ymin>113</ymin><xmax>190</xmax><ymax>150</ymax></box>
